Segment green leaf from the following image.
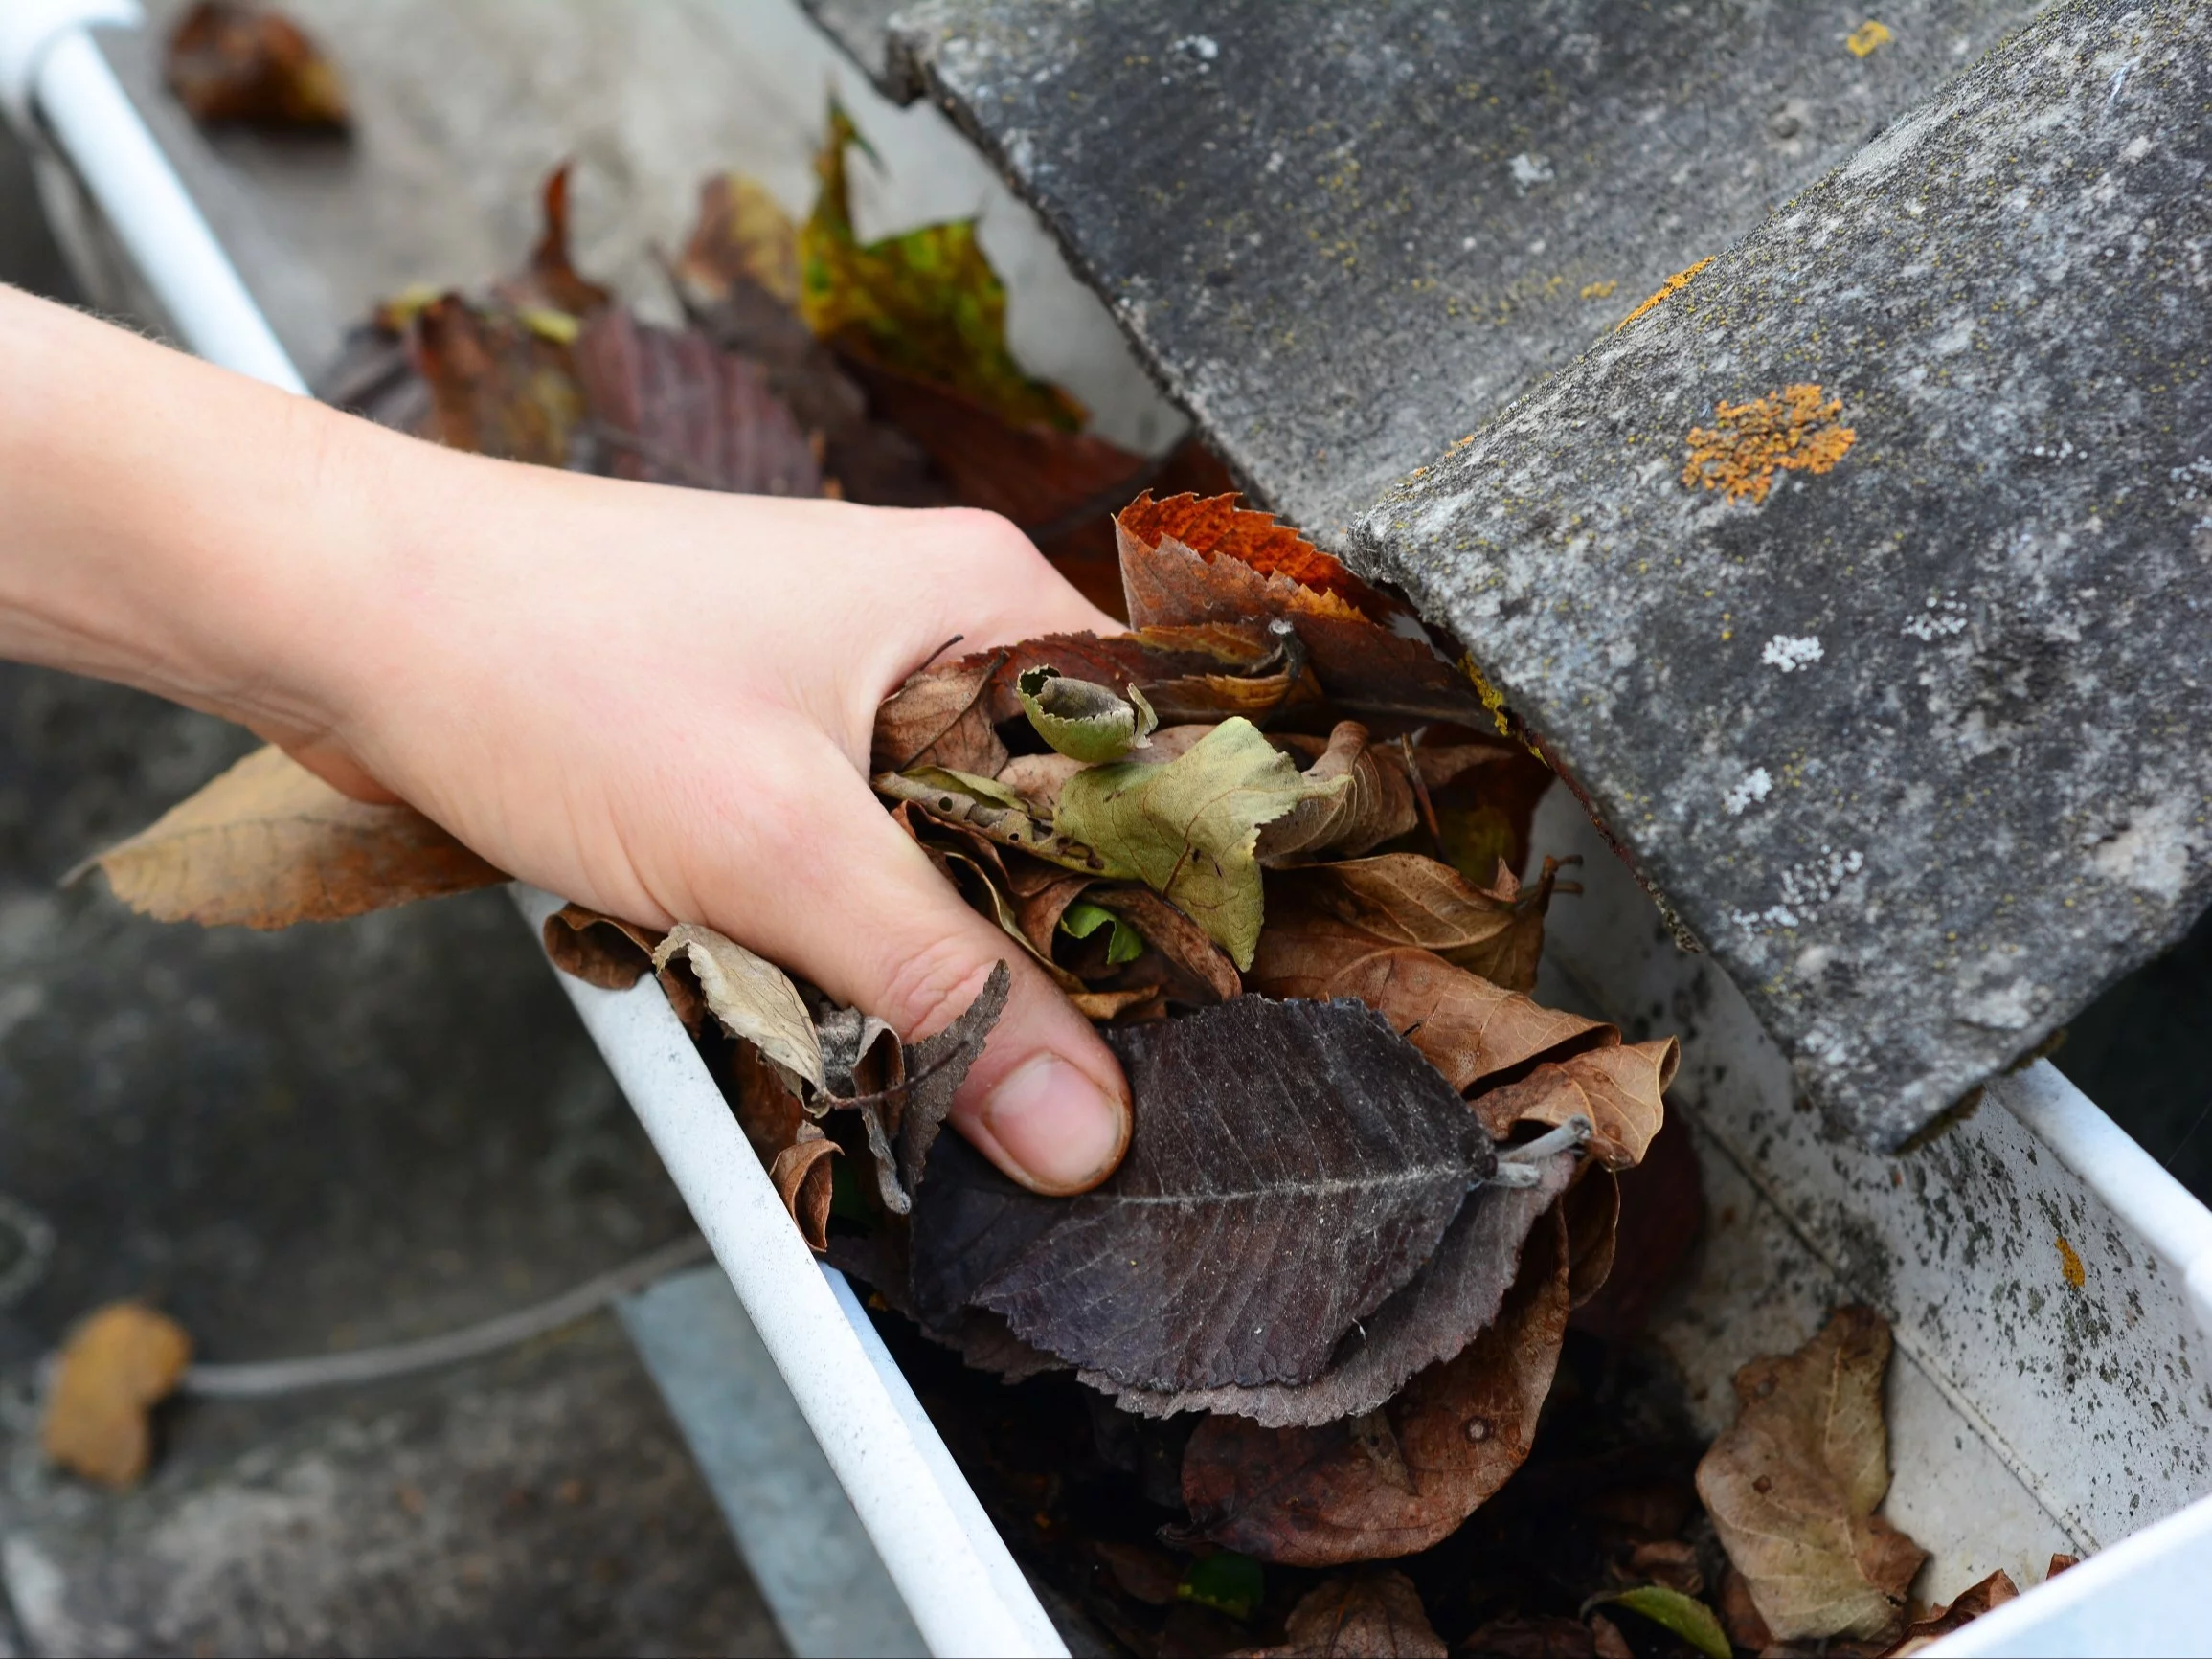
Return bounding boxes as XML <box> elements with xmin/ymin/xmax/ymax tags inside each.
<box><xmin>1177</xmin><ymin>1552</ymin><xmax>1264</xmax><ymax>1622</ymax></box>
<box><xmin>1017</xmin><ymin>665</ymin><xmax>1158</xmax><ymax>763</ymax></box>
<box><xmin>1054</xmin><ymin>718</ymin><xmax>1345</xmax><ymax>971</ymax></box>
<box><xmin>1060</xmin><ymin>899</ymin><xmax>1144</xmax><ymax>965</ymax></box>
<box><xmin>1589</xmin><ymin>1587</ymin><xmax>1731</xmax><ymax>1659</ymax></box>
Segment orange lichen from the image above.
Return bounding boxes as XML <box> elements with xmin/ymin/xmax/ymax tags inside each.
<box><xmin>1614</xmin><ymin>257</ymin><xmax>1712</xmax><ymax>331</ymax></box>
<box><xmin>1680</xmin><ymin>383</ymin><xmax>1857</xmax><ymax>505</ymax></box>
<box><xmin>2055</xmin><ymin>1234</ymin><xmax>2086</xmax><ymax>1289</ymax></box>
<box><xmin>1846</xmin><ymin>20</ymin><xmax>1893</xmax><ymax>56</ymax></box>
<box><xmin>1580</xmin><ymin>279</ymin><xmax>1618</xmax><ymax>301</ymax></box>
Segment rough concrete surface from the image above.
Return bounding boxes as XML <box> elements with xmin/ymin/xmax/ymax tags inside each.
<box><xmin>1356</xmin><ymin>0</ymin><xmax>2212</xmax><ymax>1143</ymax></box>
<box><xmin>889</xmin><ymin>0</ymin><xmax>2048</xmax><ymax>545</ymax></box>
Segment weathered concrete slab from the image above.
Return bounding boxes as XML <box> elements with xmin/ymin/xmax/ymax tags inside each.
<box><xmin>1356</xmin><ymin>0</ymin><xmax>2212</xmax><ymax>1144</ymax></box>
<box><xmin>887</xmin><ymin>0</ymin><xmax>2048</xmax><ymax>545</ymax></box>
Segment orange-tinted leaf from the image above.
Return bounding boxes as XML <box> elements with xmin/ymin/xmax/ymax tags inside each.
<box><xmin>1247</xmin><ymin>1572</ymin><xmax>1448</xmax><ymax>1657</ymax></box>
<box><xmin>1117</xmin><ymin>491</ymin><xmax>1409</xmax><ymax>624</ymax></box>
<box><xmin>1182</xmin><ymin>1204</ymin><xmax>1570</xmax><ymax>1565</ymax></box>
<box><xmin>1249</xmin><ymin>895</ymin><xmax>1611</xmax><ymax>1093</ymax></box>
<box><xmin>42</xmin><ymin>1303</ymin><xmax>192</xmax><ymax>1489</ymax></box>
<box><xmin>1885</xmin><ymin>1570</ymin><xmax>2019</xmax><ymax>1654</ymax></box>
<box><xmin>164</xmin><ymin>1</ymin><xmax>348</xmax><ymax>129</ymax></box>
<box><xmin>1474</xmin><ymin>1042</ymin><xmax>1677</xmax><ymax>1170</ymax></box>
<box><xmin>502</xmin><ymin>164</ymin><xmax>614</xmax><ymax>320</ymax></box>
<box><xmin>573</xmin><ymin>308</ymin><xmax>822</xmax><ymax>496</ymax></box>
<box><xmin>770</xmin><ymin>1129</ymin><xmax>839</xmax><ymax>1252</ymax></box>
<box><xmin>83</xmin><ymin>745</ymin><xmax>504</xmax><ymax>929</ymax></box>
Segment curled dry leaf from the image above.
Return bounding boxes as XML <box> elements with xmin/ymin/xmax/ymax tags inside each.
<box><xmin>1100</xmin><ymin>1149</ymin><xmax>1576</xmax><ymax>1428</ymax></box>
<box><xmin>652</xmin><ymin>923</ymin><xmax>825</xmax><ymax>1099</ymax></box>
<box><xmin>164</xmin><ymin>1</ymin><xmax>349</xmax><ymax>129</ymax></box>
<box><xmin>891</xmin><ymin>959</ymin><xmax>1012</xmax><ymax>1199</ymax></box>
<box><xmin>726</xmin><ymin>1037</ymin><xmax>808</xmax><ymax>1167</ymax></box>
<box><xmin>1256</xmin><ymin>724</ymin><xmax>1418</xmax><ymax>863</ymax></box>
<box><xmin>42</xmin><ymin>1303</ymin><xmax>192</xmax><ymax>1489</ymax></box>
<box><xmin>1243</xmin><ymin>1571</ymin><xmax>1448</xmax><ymax>1658</ymax></box>
<box><xmin>81</xmin><ymin>745</ymin><xmax>504</xmax><ymax>929</ymax></box>
<box><xmin>1282</xmin><ymin>853</ymin><xmax>1560</xmax><ymax>997</ymax></box>
<box><xmin>910</xmin><ymin>998</ymin><xmax>1493</xmax><ymax>1391</ymax></box>
<box><xmin>504</xmin><ymin>165</ymin><xmax>616</xmax><ymax>320</ymax></box>
<box><xmin>1883</xmin><ymin>1569</ymin><xmax>2019</xmax><ymax>1655</ymax></box>
<box><xmin>1250</xmin><ymin>895</ymin><xmax>1611</xmax><ymax>1093</ymax></box>
<box><xmin>1183</xmin><ymin>1204</ymin><xmax>1571</xmax><ymax>1566</ymax></box>
<box><xmin>1561</xmin><ymin>1167</ymin><xmax>1621</xmax><ymax>1310</ymax></box>
<box><xmin>875</xmin><ymin>769</ymin><xmax>1110</xmax><ymax>873</ymax></box>
<box><xmin>770</xmin><ymin>1127</ymin><xmax>839</xmax><ymax>1252</ymax></box>
<box><xmin>541</xmin><ymin>902</ymin><xmax>658</xmax><ymax>989</ymax></box>
<box><xmin>1695</xmin><ymin>1307</ymin><xmax>1927</xmax><ymax>1645</ymax></box>
<box><xmin>1018</xmin><ymin>666</ymin><xmax>1158</xmax><ymax>763</ymax></box>
<box><xmin>1055</xmin><ymin>718</ymin><xmax>1347</xmax><ymax>970</ymax></box>
<box><xmin>873</xmin><ymin>650</ymin><xmax>1010</xmax><ymax>777</ymax></box>
<box><xmin>1473</xmin><ymin>1042</ymin><xmax>1678</xmax><ymax>1171</ymax></box>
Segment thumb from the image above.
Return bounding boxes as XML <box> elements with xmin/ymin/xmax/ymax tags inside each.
<box><xmin>736</xmin><ymin>788</ymin><xmax>1131</xmax><ymax>1196</ymax></box>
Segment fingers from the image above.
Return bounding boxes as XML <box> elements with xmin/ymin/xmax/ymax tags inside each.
<box><xmin>724</xmin><ymin>775</ymin><xmax>1131</xmax><ymax>1196</ymax></box>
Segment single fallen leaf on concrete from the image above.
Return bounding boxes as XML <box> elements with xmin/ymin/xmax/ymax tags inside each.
<box><xmin>1055</xmin><ymin>718</ymin><xmax>1347</xmax><ymax>969</ymax></box>
<box><xmin>540</xmin><ymin>902</ymin><xmax>658</xmax><ymax>989</ymax></box>
<box><xmin>801</xmin><ymin>103</ymin><xmax>1084</xmax><ymax>434</ymax></box>
<box><xmin>652</xmin><ymin>923</ymin><xmax>825</xmax><ymax>1099</ymax></box>
<box><xmin>1018</xmin><ymin>667</ymin><xmax>1158</xmax><ymax>763</ymax></box>
<box><xmin>1250</xmin><ymin>895</ymin><xmax>1612</xmax><ymax>1093</ymax></box>
<box><xmin>1695</xmin><ymin>1307</ymin><xmax>1927</xmax><ymax>1645</ymax></box>
<box><xmin>573</xmin><ymin>308</ymin><xmax>822</xmax><ymax>496</ymax></box>
<box><xmin>771</xmin><ymin>1127</ymin><xmax>839</xmax><ymax>1252</ymax></box>
<box><xmin>910</xmin><ymin>998</ymin><xmax>1494</xmax><ymax>1390</ymax></box>
<box><xmin>1473</xmin><ymin>1042</ymin><xmax>1678</xmax><ymax>1171</ymax></box>
<box><xmin>1116</xmin><ymin>494</ymin><xmax>1484</xmax><ymax>724</ymax></box>
<box><xmin>1245</xmin><ymin>1571</ymin><xmax>1448</xmax><ymax>1657</ymax></box>
<box><xmin>164</xmin><ymin>1</ymin><xmax>349</xmax><ymax>129</ymax></box>
<box><xmin>1182</xmin><ymin>1203</ymin><xmax>1570</xmax><ymax>1565</ymax></box>
<box><xmin>1883</xmin><ymin>1569</ymin><xmax>2019</xmax><ymax>1655</ymax></box>
<box><xmin>42</xmin><ymin>1302</ymin><xmax>192</xmax><ymax>1488</ymax></box>
<box><xmin>1099</xmin><ymin>1149</ymin><xmax>1576</xmax><ymax>1428</ymax></box>
<box><xmin>82</xmin><ymin>745</ymin><xmax>503</xmax><ymax>928</ymax></box>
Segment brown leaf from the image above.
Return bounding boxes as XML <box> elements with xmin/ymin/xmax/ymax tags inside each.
<box><xmin>770</xmin><ymin>1129</ymin><xmax>839</xmax><ymax>1252</ymax></box>
<box><xmin>1473</xmin><ymin>1042</ymin><xmax>1677</xmax><ymax>1171</ymax></box>
<box><xmin>1070</xmin><ymin>987</ymin><xmax>1163</xmax><ymax>1020</ymax></box>
<box><xmin>1587</xmin><ymin>1614</ymin><xmax>1633</xmax><ymax>1659</ymax></box>
<box><xmin>1182</xmin><ymin>1203</ymin><xmax>1570</xmax><ymax>1565</ymax></box>
<box><xmin>874</xmin><ymin>769</ymin><xmax>1109</xmax><ymax>875</ymax></box>
<box><xmin>995</xmin><ymin>752</ymin><xmax>1090</xmax><ymax>822</ymax></box>
<box><xmin>1449</xmin><ymin>857</ymin><xmax>1573</xmax><ymax>997</ymax></box>
<box><xmin>944</xmin><ymin>625</ymin><xmax>1295</xmax><ymax>729</ymax></box>
<box><xmin>1694</xmin><ymin>1307</ymin><xmax>1927</xmax><ymax>1644</ymax></box>
<box><xmin>42</xmin><ymin>1303</ymin><xmax>192</xmax><ymax>1489</ymax></box>
<box><xmin>1116</xmin><ymin>494</ymin><xmax>1483</xmax><ymax>724</ymax></box>
<box><xmin>873</xmin><ymin>651</ymin><xmax>1011</xmax><ymax>777</ymax></box>
<box><xmin>1256</xmin><ymin>724</ymin><xmax>1419</xmax><ymax>863</ymax></box>
<box><xmin>1244</xmin><ymin>1572</ymin><xmax>1447</xmax><ymax>1657</ymax></box>
<box><xmin>410</xmin><ymin>294</ymin><xmax>586</xmax><ymax>468</ymax></box>
<box><xmin>541</xmin><ymin>902</ymin><xmax>658</xmax><ymax>989</ymax></box>
<box><xmin>653</xmin><ymin>923</ymin><xmax>825</xmax><ymax>1098</ymax></box>
<box><xmin>1460</xmin><ymin>1615</ymin><xmax>1597</xmax><ymax>1658</ymax></box>
<box><xmin>1276</xmin><ymin>855</ymin><xmax>1521</xmax><ymax>978</ymax></box>
<box><xmin>1249</xmin><ymin>896</ymin><xmax>1612</xmax><ymax>1093</ymax></box>
<box><xmin>1092</xmin><ymin>887</ymin><xmax>1243</xmax><ymax>1005</ymax></box>
<box><xmin>164</xmin><ymin>2</ymin><xmax>348</xmax><ymax>129</ymax></box>
<box><xmin>1563</xmin><ymin>1167</ymin><xmax>1621</xmax><ymax>1310</ymax></box>
<box><xmin>892</xmin><ymin>960</ymin><xmax>1011</xmax><ymax>1199</ymax></box>
<box><xmin>676</xmin><ymin>173</ymin><xmax>801</xmax><ymax>307</ymax></box>
<box><xmin>502</xmin><ymin>165</ymin><xmax>615</xmax><ymax>320</ymax></box>
<box><xmin>910</xmin><ymin>998</ymin><xmax>1493</xmax><ymax>1391</ymax></box>
<box><xmin>572</xmin><ymin>308</ymin><xmax>822</xmax><ymax>496</ymax></box>
<box><xmin>82</xmin><ymin>745</ymin><xmax>504</xmax><ymax>929</ymax></box>
<box><xmin>1099</xmin><ymin>1150</ymin><xmax>1576</xmax><ymax>1428</ymax></box>
<box><xmin>725</xmin><ymin>1038</ymin><xmax>808</xmax><ymax>1166</ymax></box>
<box><xmin>1571</xmin><ymin>1108</ymin><xmax>1704</xmax><ymax>1344</ymax></box>
<box><xmin>1883</xmin><ymin>1570</ymin><xmax>2019</xmax><ymax>1655</ymax></box>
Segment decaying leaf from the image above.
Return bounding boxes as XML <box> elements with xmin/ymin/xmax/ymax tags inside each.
<box><xmin>1100</xmin><ymin>1149</ymin><xmax>1576</xmax><ymax>1428</ymax></box>
<box><xmin>1570</xmin><ymin>1110</ymin><xmax>1702</xmax><ymax>1344</ymax></box>
<box><xmin>725</xmin><ymin>1036</ymin><xmax>808</xmax><ymax>1166</ymax></box>
<box><xmin>1183</xmin><ymin>1204</ymin><xmax>1571</xmax><ymax>1565</ymax></box>
<box><xmin>677</xmin><ymin>172</ymin><xmax>801</xmax><ymax>307</ymax></box>
<box><xmin>1884</xmin><ymin>1569</ymin><xmax>2018</xmax><ymax>1655</ymax></box>
<box><xmin>1245</xmin><ymin>1571</ymin><xmax>1448</xmax><ymax>1657</ymax></box>
<box><xmin>1472</xmin><ymin>1041</ymin><xmax>1678</xmax><ymax>1171</ymax></box>
<box><xmin>911</xmin><ymin>998</ymin><xmax>1495</xmax><ymax>1391</ymax></box>
<box><xmin>42</xmin><ymin>1303</ymin><xmax>192</xmax><ymax>1489</ymax></box>
<box><xmin>873</xmin><ymin>650</ymin><xmax>1011</xmax><ymax>777</ymax></box>
<box><xmin>652</xmin><ymin>923</ymin><xmax>825</xmax><ymax>1098</ymax></box>
<box><xmin>1255</xmin><ymin>724</ymin><xmax>1419</xmax><ymax>863</ymax></box>
<box><xmin>1459</xmin><ymin>1615</ymin><xmax>1602</xmax><ymax>1657</ymax></box>
<box><xmin>504</xmin><ymin>165</ymin><xmax>615</xmax><ymax>321</ymax></box>
<box><xmin>1281</xmin><ymin>853</ymin><xmax>1563</xmax><ymax>996</ymax></box>
<box><xmin>1019</xmin><ymin>667</ymin><xmax>1158</xmax><ymax>763</ymax></box>
<box><xmin>892</xmin><ymin>960</ymin><xmax>1012</xmax><ymax>1199</ymax></box>
<box><xmin>165</xmin><ymin>1</ymin><xmax>349</xmax><ymax>129</ymax></box>
<box><xmin>1056</xmin><ymin>719</ymin><xmax>1347</xmax><ymax>970</ymax></box>
<box><xmin>81</xmin><ymin>745</ymin><xmax>504</xmax><ymax>929</ymax></box>
<box><xmin>876</xmin><ymin>768</ymin><xmax>1112</xmax><ymax>874</ymax></box>
<box><xmin>1695</xmin><ymin>1307</ymin><xmax>1927</xmax><ymax>1644</ymax></box>
<box><xmin>771</xmin><ymin>1127</ymin><xmax>839</xmax><ymax>1252</ymax></box>
<box><xmin>540</xmin><ymin>902</ymin><xmax>659</xmax><ymax>989</ymax></box>
<box><xmin>411</xmin><ymin>293</ymin><xmax>587</xmax><ymax>467</ymax></box>
<box><xmin>1249</xmin><ymin>896</ymin><xmax>1611</xmax><ymax>1094</ymax></box>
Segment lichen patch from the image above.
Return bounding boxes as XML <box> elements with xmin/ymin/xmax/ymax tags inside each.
<box><xmin>1614</xmin><ymin>257</ymin><xmax>1713</xmax><ymax>331</ymax></box>
<box><xmin>1681</xmin><ymin>383</ymin><xmax>1858</xmax><ymax>505</ymax></box>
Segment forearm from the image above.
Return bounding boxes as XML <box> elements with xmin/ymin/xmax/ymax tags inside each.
<box><xmin>0</xmin><ymin>284</ymin><xmax>382</xmax><ymax>738</ymax></box>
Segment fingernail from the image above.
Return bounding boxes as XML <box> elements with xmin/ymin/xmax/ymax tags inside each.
<box><xmin>981</xmin><ymin>1054</ymin><xmax>1130</xmax><ymax>1194</ymax></box>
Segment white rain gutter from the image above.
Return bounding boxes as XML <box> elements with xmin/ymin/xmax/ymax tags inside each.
<box><xmin>0</xmin><ymin>6</ymin><xmax>1062</xmax><ymax>1650</ymax></box>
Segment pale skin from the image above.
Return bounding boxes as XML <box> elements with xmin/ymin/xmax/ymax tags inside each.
<box><xmin>0</xmin><ymin>283</ymin><xmax>1132</xmax><ymax>1194</ymax></box>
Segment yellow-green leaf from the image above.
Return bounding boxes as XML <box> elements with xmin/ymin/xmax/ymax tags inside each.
<box><xmin>1054</xmin><ymin>718</ymin><xmax>1346</xmax><ymax>970</ymax></box>
<box><xmin>1018</xmin><ymin>666</ymin><xmax>1157</xmax><ymax>763</ymax></box>
<box><xmin>799</xmin><ymin>102</ymin><xmax>1084</xmax><ymax>432</ymax></box>
<box><xmin>1589</xmin><ymin>1587</ymin><xmax>1731</xmax><ymax>1659</ymax></box>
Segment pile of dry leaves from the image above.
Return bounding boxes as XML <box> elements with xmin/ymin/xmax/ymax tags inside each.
<box><xmin>61</xmin><ymin>77</ymin><xmax>2058</xmax><ymax>1654</ymax></box>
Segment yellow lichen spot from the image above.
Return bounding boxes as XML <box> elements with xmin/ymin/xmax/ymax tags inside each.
<box><xmin>1580</xmin><ymin>279</ymin><xmax>1618</xmax><ymax>301</ymax></box>
<box><xmin>1681</xmin><ymin>383</ymin><xmax>1858</xmax><ymax>505</ymax></box>
<box><xmin>1459</xmin><ymin>656</ymin><xmax>1514</xmax><ymax>739</ymax></box>
<box><xmin>1615</xmin><ymin>257</ymin><xmax>1713</xmax><ymax>331</ymax></box>
<box><xmin>2055</xmin><ymin>1234</ymin><xmax>2086</xmax><ymax>1289</ymax></box>
<box><xmin>1847</xmin><ymin>19</ymin><xmax>1893</xmax><ymax>56</ymax></box>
